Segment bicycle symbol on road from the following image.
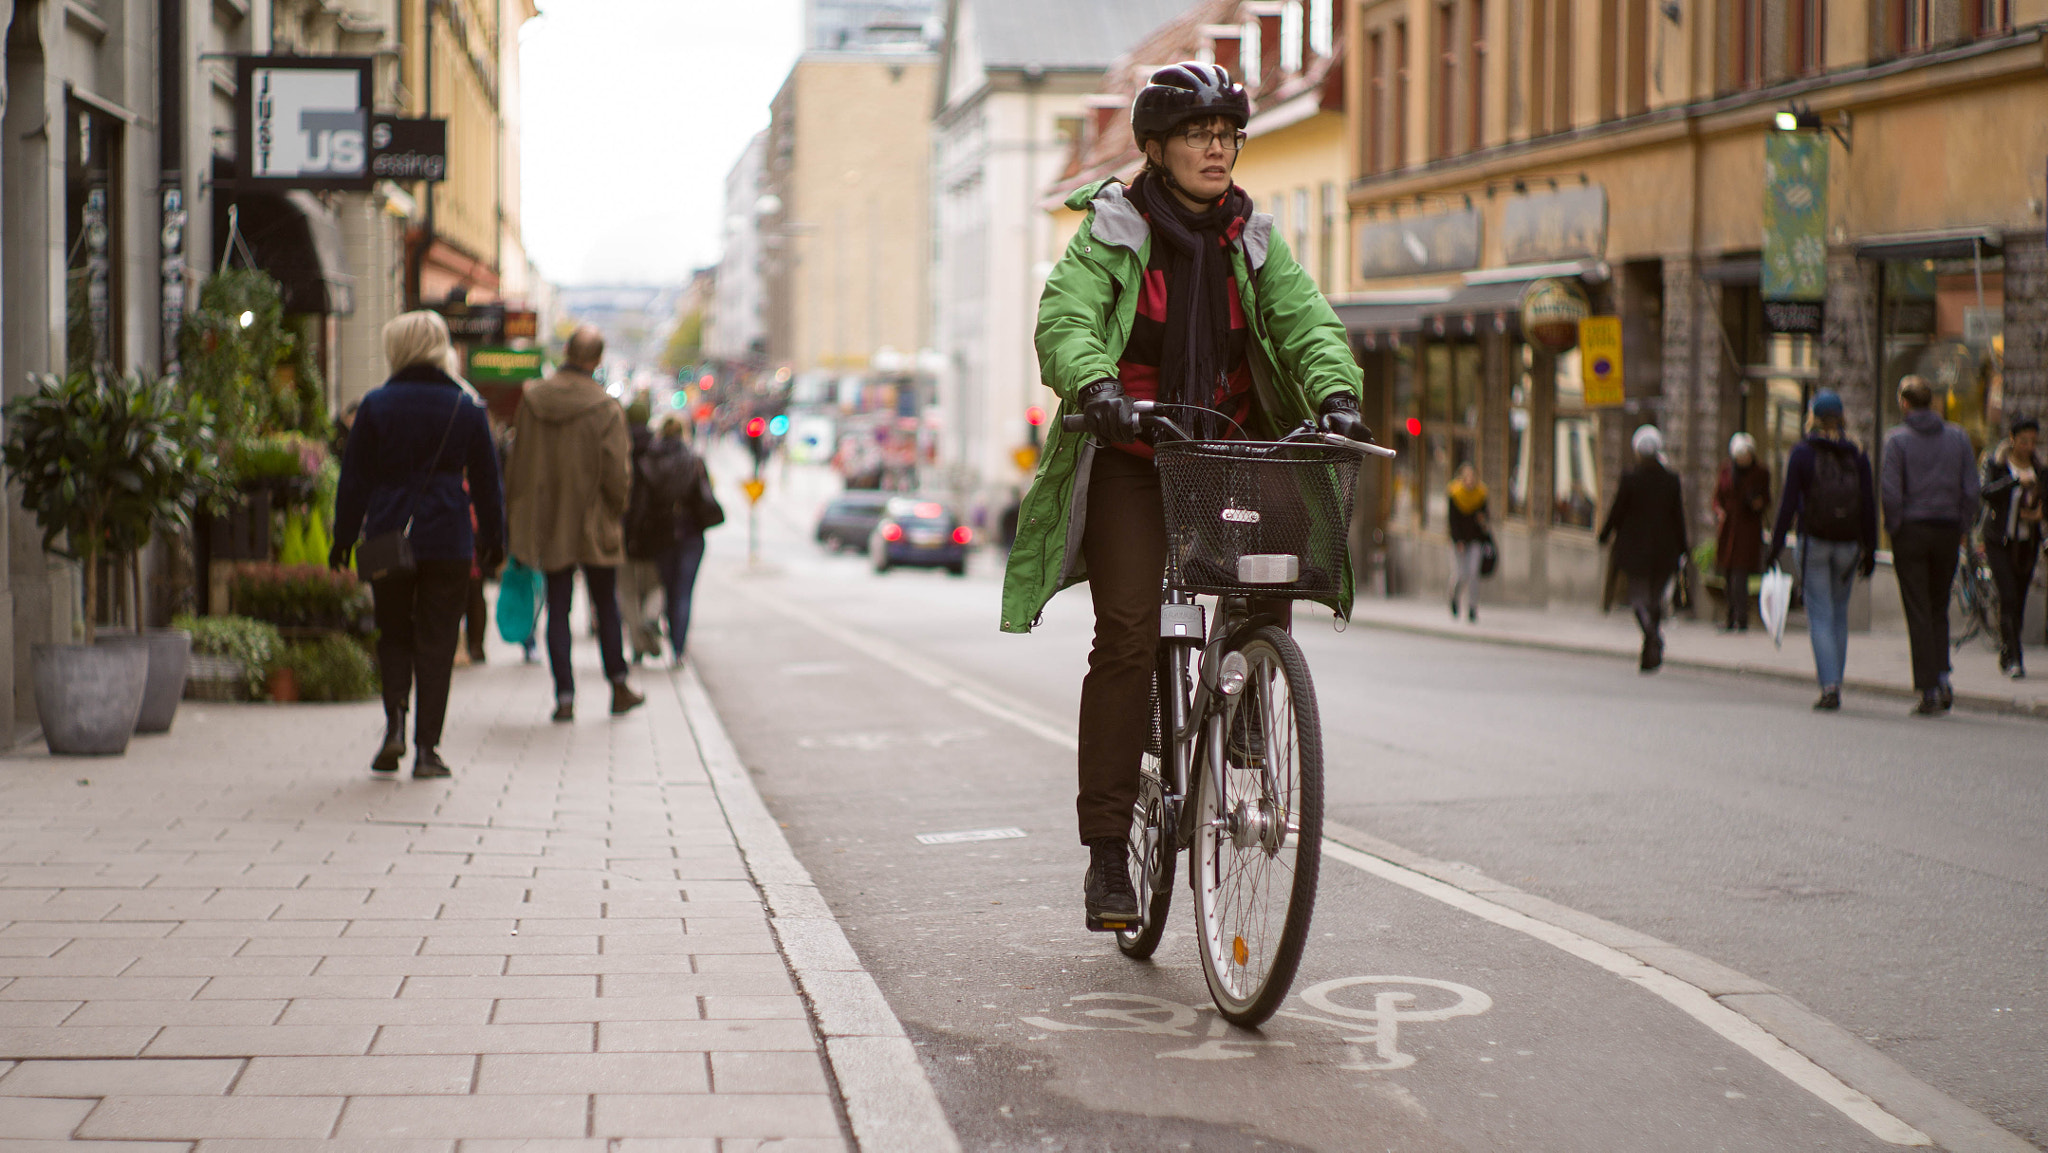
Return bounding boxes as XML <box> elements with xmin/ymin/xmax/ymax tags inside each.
<box><xmin>1018</xmin><ymin>975</ymin><xmax>1490</xmax><ymax>1070</ymax></box>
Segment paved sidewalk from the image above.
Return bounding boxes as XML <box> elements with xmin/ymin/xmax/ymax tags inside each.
<box><xmin>1347</xmin><ymin>592</ymin><xmax>2048</xmax><ymax>717</ymax></box>
<box><xmin>0</xmin><ymin>629</ymin><xmax>937</xmax><ymax>1149</ymax></box>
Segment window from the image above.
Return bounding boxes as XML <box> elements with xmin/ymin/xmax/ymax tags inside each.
<box><xmin>1243</xmin><ymin>17</ymin><xmax>1263</xmax><ymax>86</ymax></box>
<box><xmin>1436</xmin><ymin>4</ymin><xmax>1457</xmax><ymax>158</ymax></box>
<box><xmin>1469</xmin><ymin>0</ymin><xmax>1486</xmax><ymax>150</ymax></box>
<box><xmin>1883</xmin><ymin>0</ymin><xmax>1930</xmax><ymax>54</ymax></box>
<box><xmin>1731</xmin><ymin>0</ymin><xmax>1765</xmax><ymax>89</ymax></box>
<box><xmin>1791</xmin><ymin>0</ymin><xmax>1825</xmax><ymax>74</ymax></box>
<box><xmin>1551</xmin><ymin>346</ymin><xmax>1599</xmax><ymax>529</ymax></box>
<box><xmin>1601</xmin><ymin>0</ymin><xmax>1649</xmax><ymax>117</ymax></box>
<box><xmin>1551</xmin><ymin>0</ymin><xmax>1572</xmax><ymax>131</ymax></box>
<box><xmin>1419</xmin><ymin>338</ymin><xmax>1483</xmax><ymax>530</ymax></box>
<box><xmin>1529</xmin><ymin>0</ymin><xmax>1571</xmax><ymax>134</ymax></box>
<box><xmin>1366</xmin><ymin>29</ymin><xmax>1387</xmax><ymax>174</ymax></box>
<box><xmin>1968</xmin><ymin>0</ymin><xmax>2010</xmax><ymax>34</ymax></box>
<box><xmin>1395</xmin><ymin>20</ymin><xmax>1410</xmax><ymax>165</ymax></box>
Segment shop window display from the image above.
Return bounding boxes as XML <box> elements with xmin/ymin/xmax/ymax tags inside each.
<box><xmin>1419</xmin><ymin>339</ymin><xmax>1483</xmax><ymax>530</ymax></box>
<box><xmin>1880</xmin><ymin>256</ymin><xmax>2002</xmax><ymax>452</ymax></box>
<box><xmin>1508</xmin><ymin>374</ymin><xmax>1530</xmax><ymax>516</ymax></box>
<box><xmin>1553</xmin><ymin>347</ymin><xmax>1599</xmax><ymax>528</ymax></box>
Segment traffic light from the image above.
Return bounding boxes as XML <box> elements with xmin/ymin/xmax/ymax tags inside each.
<box><xmin>745</xmin><ymin>415</ymin><xmax>767</xmax><ymax>438</ymax></box>
<box><xmin>1025</xmin><ymin>404</ymin><xmax>1047</xmax><ymax>448</ymax></box>
<box><xmin>744</xmin><ymin>414</ymin><xmax>769</xmax><ymax>465</ymax></box>
<box><xmin>767</xmin><ymin>414</ymin><xmax>790</xmax><ymax>436</ymax></box>
<box><xmin>698</xmin><ymin>374</ymin><xmax>715</xmax><ymax>391</ymax></box>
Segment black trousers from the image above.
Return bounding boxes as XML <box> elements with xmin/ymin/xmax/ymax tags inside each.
<box><xmin>1077</xmin><ymin>449</ymin><xmax>1166</xmax><ymax>846</ymax></box>
<box><xmin>1723</xmin><ymin>567</ymin><xmax>1753</xmax><ymax>628</ymax></box>
<box><xmin>371</xmin><ymin>559</ymin><xmax>471</xmax><ymax>752</ymax></box>
<box><xmin>463</xmin><ymin>574</ymin><xmax>488</xmax><ymax>657</ymax></box>
<box><xmin>1892</xmin><ymin>520</ymin><xmax>1962</xmax><ymax>691</ymax></box>
<box><xmin>1985</xmin><ymin>539</ymin><xmax>2039</xmax><ymax>668</ymax></box>
<box><xmin>1627</xmin><ymin>569</ymin><xmax>1671</xmax><ymax>641</ymax></box>
<box><xmin>545</xmin><ymin>564</ymin><xmax>628</xmax><ymax>700</ymax></box>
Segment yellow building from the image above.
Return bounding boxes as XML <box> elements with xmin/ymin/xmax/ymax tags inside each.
<box><xmin>763</xmin><ymin>52</ymin><xmax>938</xmax><ymax>392</ymax></box>
<box><xmin>1339</xmin><ymin>0</ymin><xmax>2048</xmax><ymax>604</ymax></box>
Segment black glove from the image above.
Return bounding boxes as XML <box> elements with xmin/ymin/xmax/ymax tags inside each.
<box><xmin>1859</xmin><ymin>551</ymin><xmax>1876</xmax><ymax>580</ymax></box>
<box><xmin>328</xmin><ymin>542</ymin><xmax>353</xmax><ymax>573</ymax></box>
<box><xmin>1318</xmin><ymin>394</ymin><xmax>1373</xmax><ymax>442</ymax></box>
<box><xmin>1079</xmin><ymin>379</ymin><xmax>1138</xmax><ymax>445</ymax></box>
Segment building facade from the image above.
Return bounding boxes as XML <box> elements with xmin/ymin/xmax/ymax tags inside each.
<box><xmin>929</xmin><ymin>0</ymin><xmax>1188</xmax><ymax>511</ymax></box>
<box><xmin>708</xmin><ymin>130</ymin><xmax>768</xmax><ymax>369</ymax></box>
<box><xmin>1339</xmin><ymin>0</ymin><xmax>2048</xmax><ymax>605</ymax></box>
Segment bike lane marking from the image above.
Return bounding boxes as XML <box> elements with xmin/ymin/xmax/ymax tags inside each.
<box><xmin>731</xmin><ymin>585</ymin><xmax>1980</xmax><ymax>1149</ymax></box>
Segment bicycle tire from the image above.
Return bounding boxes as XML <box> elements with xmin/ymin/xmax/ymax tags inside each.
<box><xmin>1118</xmin><ymin>654</ymin><xmax>1180</xmax><ymax>959</ymax></box>
<box><xmin>1191</xmin><ymin>625</ymin><xmax>1322</xmax><ymax>1026</ymax></box>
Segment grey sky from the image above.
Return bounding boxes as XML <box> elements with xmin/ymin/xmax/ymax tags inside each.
<box><xmin>520</xmin><ymin>0</ymin><xmax>801</xmax><ymax>286</ymax></box>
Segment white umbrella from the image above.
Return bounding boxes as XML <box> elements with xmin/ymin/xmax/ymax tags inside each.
<box><xmin>1759</xmin><ymin>567</ymin><xmax>1794</xmax><ymax>649</ymax></box>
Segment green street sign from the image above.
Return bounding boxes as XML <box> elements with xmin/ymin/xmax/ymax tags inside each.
<box><xmin>468</xmin><ymin>346</ymin><xmax>544</xmax><ymax>383</ymax></box>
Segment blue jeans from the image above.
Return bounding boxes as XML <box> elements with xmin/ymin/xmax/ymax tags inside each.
<box><xmin>545</xmin><ymin>565</ymin><xmax>628</xmax><ymax>700</ymax></box>
<box><xmin>655</xmin><ymin>533</ymin><xmax>707</xmax><ymax>659</ymax></box>
<box><xmin>1801</xmin><ymin>539</ymin><xmax>1860</xmax><ymax>689</ymax></box>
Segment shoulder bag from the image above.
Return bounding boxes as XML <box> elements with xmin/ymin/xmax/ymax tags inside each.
<box><xmin>356</xmin><ymin>395</ymin><xmax>464</xmax><ymax>581</ymax></box>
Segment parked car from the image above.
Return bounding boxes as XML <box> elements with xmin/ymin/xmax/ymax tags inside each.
<box><xmin>871</xmin><ymin>497</ymin><xmax>971</xmax><ymax>576</ymax></box>
<box><xmin>816</xmin><ymin>491</ymin><xmax>892</xmax><ymax>551</ymax></box>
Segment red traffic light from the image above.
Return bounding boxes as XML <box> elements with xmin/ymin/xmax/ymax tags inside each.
<box><xmin>1025</xmin><ymin>405</ymin><xmax>1046</xmax><ymax>427</ymax></box>
<box><xmin>1405</xmin><ymin>417</ymin><xmax>1422</xmax><ymax>437</ymax></box>
<box><xmin>745</xmin><ymin>416</ymin><xmax>767</xmax><ymax>438</ymax></box>
<box><xmin>698</xmin><ymin>374</ymin><xmax>714</xmax><ymax>391</ymax></box>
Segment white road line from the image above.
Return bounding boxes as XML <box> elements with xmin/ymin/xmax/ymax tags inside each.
<box><xmin>728</xmin><ymin>584</ymin><xmax>1969</xmax><ymax>1148</ymax></box>
<box><xmin>1318</xmin><ymin>838</ymin><xmax>1930</xmax><ymax>1146</ymax></box>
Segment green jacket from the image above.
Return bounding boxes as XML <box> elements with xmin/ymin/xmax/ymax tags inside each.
<box><xmin>999</xmin><ymin>179</ymin><xmax>1363</xmax><ymax>634</ymax></box>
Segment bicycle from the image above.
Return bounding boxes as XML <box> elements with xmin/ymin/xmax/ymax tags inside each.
<box><xmin>1949</xmin><ymin>537</ymin><xmax>1999</xmax><ymax>651</ymax></box>
<box><xmin>1062</xmin><ymin>400</ymin><xmax>1394</xmax><ymax>1025</ymax></box>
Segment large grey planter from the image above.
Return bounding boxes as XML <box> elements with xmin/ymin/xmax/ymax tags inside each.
<box><xmin>100</xmin><ymin>629</ymin><xmax>191</xmax><ymax>733</ymax></box>
<box><xmin>33</xmin><ymin>642</ymin><xmax>148</xmax><ymax>756</ymax></box>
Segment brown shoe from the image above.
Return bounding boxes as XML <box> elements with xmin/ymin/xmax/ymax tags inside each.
<box><xmin>610</xmin><ymin>680</ymin><xmax>646</xmax><ymax>716</ymax></box>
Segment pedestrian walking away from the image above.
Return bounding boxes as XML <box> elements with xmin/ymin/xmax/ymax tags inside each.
<box><xmin>999</xmin><ymin>61</ymin><xmax>1371</xmax><ymax>932</ymax></box>
<box><xmin>1766</xmin><ymin>389</ymin><xmax>1878</xmax><ymax>711</ymax></box>
<box><xmin>1447</xmin><ymin>462</ymin><xmax>1489</xmax><ymax>624</ymax></box>
<box><xmin>1979</xmin><ymin>412</ymin><xmax>2043</xmax><ymax>679</ymax></box>
<box><xmin>1599</xmin><ymin>425</ymin><xmax>1689</xmax><ymax>672</ymax></box>
<box><xmin>619</xmin><ymin>394</ymin><xmax>665</xmax><ymax>662</ymax></box>
<box><xmin>1713</xmin><ymin>432</ymin><xmax>1772</xmax><ymax>631</ymax></box>
<box><xmin>330</xmin><ymin>309</ymin><xmax>506</xmax><ymax>779</ymax></box>
<box><xmin>627</xmin><ymin>414</ymin><xmax>718</xmax><ymax>666</ymax></box>
<box><xmin>1881</xmin><ymin>374</ymin><xmax>1982</xmax><ymax>714</ymax></box>
<box><xmin>502</xmin><ymin>324</ymin><xmax>646</xmax><ymax>721</ymax></box>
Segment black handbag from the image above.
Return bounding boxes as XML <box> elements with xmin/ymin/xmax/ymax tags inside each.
<box><xmin>1478</xmin><ymin>532</ymin><xmax>1499</xmax><ymax>578</ymax></box>
<box><xmin>689</xmin><ymin>459</ymin><xmax>727</xmax><ymax>530</ymax></box>
<box><xmin>356</xmin><ymin>396</ymin><xmax>463</xmax><ymax>582</ymax></box>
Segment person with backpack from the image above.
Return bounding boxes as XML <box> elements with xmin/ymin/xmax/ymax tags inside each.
<box><xmin>626</xmin><ymin>414</ymin><xmax>721</xmax><ymax>666</ymax></box>
<box><xmin>1978</xmin><ymin>413</ymin><xmax>2043</xmax><ymax>679</ymax></box>
<box><xmin>1882</xmin><ymin>375</ymin><xmax>1982</xmax><ymax>715</ymax></box>
<box><xmin>1767</xmin><ymin>389</ymin><xmax>1879</xmax><ymax>711</ymax></box>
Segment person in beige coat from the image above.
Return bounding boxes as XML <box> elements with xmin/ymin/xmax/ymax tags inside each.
<box><xmin>505</xmin><ymin>326</ymin><xmax>645</xmax><ymax>721</ymax></box>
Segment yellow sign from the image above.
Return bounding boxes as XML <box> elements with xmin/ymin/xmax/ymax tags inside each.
<box><xmin>1012</xmin><ymin>445</ymin><xmax>1039</xmax><ymax>472</ymax></box>
<box><xmin>742</xmin><ymin>478</ymin><xmax>766</xmax><ymax>504</ymax></box>
<box><xmin>1579</xmin><ymin>316</ymin><xmax>1624</xmax><ymax>407</ymax></box>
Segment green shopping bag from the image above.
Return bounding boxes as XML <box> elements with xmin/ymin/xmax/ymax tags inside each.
<box><xmin>495</xmin><ymin>559</ymin><xmax>545</xmax><ymax>644</ymax></box>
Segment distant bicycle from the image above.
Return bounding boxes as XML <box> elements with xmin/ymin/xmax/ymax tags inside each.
<box><xmin>1950</xmin><ymin>538</ymin><xmax>1998</xmax><ymax>650</ymax></box>
<box><xmin>1062</xmin><ymin>400</ymin><xmax>1392</xmax><ymax>1025</ymax></box>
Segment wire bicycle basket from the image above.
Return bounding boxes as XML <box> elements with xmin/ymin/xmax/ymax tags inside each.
<box><xmin>1153</xmin><ymin>439</ymin><xmax>1361</xmax><ymax>599</ymax></box>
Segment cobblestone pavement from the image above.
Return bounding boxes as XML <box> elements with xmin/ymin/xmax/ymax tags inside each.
<box><xmin>0</xmin><ymin>640</ymin><xmax>850</xmax><ymax>1151</ymax></box>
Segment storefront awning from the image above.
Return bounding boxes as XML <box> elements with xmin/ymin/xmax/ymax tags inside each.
<box><xmin>1414</xmin><ymin>280</ymin><xmax>1530</xmax><ymax>334</ymax></box>
<box><xmin>1331</xmin><ymin>292</ymin><xmax>1444</xmax><ymax>336</ymax></box>
<box><xmin>1855</xmin><ymin>227</ymin><xmax>2003</xmax><ymax>262</ymax></box>
<box><xmin>220</xmin><ymin>189</ymin><xmax>355</xmax><ymax>315</ymax></box>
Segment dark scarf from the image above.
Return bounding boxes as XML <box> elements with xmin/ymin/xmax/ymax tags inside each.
<box><xmin>1131</xmin><ymin>171</ymin><xmax>1252</xmax><ymax>437</ymax></box>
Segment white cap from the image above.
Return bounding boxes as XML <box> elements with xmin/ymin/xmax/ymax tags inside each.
<box><xmin>1729</xmin><ymin>432</ymin><xmax>1756</xmax><ymax>458</ymax></box>
<box><xmin>1632</xmin><ymin>424</ymin><xmax>1664</xmax><ymax>457</ymax></box>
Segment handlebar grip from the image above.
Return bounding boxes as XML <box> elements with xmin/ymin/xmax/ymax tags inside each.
<box><xmin>1060</xmin><ymin>414</ymin><xmax>1088</xmax><ymax>432</ymax></box>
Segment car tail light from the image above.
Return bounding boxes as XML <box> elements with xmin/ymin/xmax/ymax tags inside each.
<box><xmin>952</xmin><ymin>526</ymin><xmax>972</xmax><ymax>545</ymax></box>
<box><xmin>880</xmin><ymin>523</ymin><xmax>904</xmax><ymax>542</ymax></box>
<box><xmin>913</xmin><ymin>502</ymin><xmax>944</xmax><ymax>519</ymax></box>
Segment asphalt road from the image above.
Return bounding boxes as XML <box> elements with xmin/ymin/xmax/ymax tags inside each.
<box><xmin>686</xmin><ymin>455</ymin><xmax>2043</xmax><ymax>1151</ymax></box>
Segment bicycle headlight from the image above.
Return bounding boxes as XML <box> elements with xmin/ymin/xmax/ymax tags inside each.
<box><xmin>1218</xmin><ymin>651</ymin><xmax>1249</xmax><ymax>696</ymax></box>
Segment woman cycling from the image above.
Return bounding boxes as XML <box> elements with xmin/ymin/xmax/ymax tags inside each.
<box><xmin>999</xmin><ymin>62</ymin><xmax>1370</xmax><ymax>931</ymax></box>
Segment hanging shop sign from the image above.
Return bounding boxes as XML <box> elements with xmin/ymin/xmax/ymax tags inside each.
<box><xmin>1358</xmin><ymin>210</ymin><xmax>1482</xmax><ymax>278</ymax></box>
<box><xmin>369</xmin><ymin>117</ymin><xmax>448</xmax><ymax>183</ymax></box>
<box><xmin>1519</xmin><ymin>278</ymin><xmax>1591</xmax><ymax>352</ymax></box>
<box><xmin>438</xmin><ymin>301</ymin><xmax>506</xmax><ymax>340</ymax></box>
<box><xmin>1579</xmin><ymin>316</ymin><xmax>1625</xmax><ymax>407</ymax></box>
<box><xmin>501</xmin><ymin>310</ymin><xmax>539</xmax><ymax>340</ymax></box>
<box><xmin>1502</xmin><ymin>185</ymin><xmax>1609</xmax><ymax>266</ymax></box>
<box><xmin>468</xmin><ymin>346</ymin><xmax>545</xmax><ymax>383</ymax></box>
<box><xmin>235</xmin><ymin>56</ymin><xmax>375</xmax><ymax>191</ymax></box>
<box><xmin>1763</xmin><ymin>131</ymin><xmax>1828</xmax><ymax>334</ymax></box>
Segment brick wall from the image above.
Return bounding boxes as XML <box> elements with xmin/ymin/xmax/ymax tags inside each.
<box><xmin>2003</xmin><ymin>234</ymin><xmax>2048</xmax><ymax>420</ymax></box>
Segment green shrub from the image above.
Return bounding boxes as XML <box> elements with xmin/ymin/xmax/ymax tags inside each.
<box><xmin>277</xmin><ymin>634</ymin><xmax>379</xmax><ymax>702</ymax></box>
<box><xmin>231</xmin><ymin>432</ymin><xmax>328</xmax><ymax>483</ymax></box>
<box><xmin>228</xmin><ymin>563</ymin><xmax>371</xmax><ymax>630</ymax></box>
<box><xmin>173</xmin><ymin>613</ymin><xmax>282</xmax><ymax>698</ymax></box>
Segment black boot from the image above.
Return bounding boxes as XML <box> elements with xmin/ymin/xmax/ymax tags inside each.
<box><xmin>1083</xmin><ymin>838</ymin><xmax>1140</xmax><ymax>932</ymax></box>
<box><xmin>412</xmin><ymin>749</ymin><xmax>452</xmax><ymax>779</ymax></box>
<box><xmin>372</xmin><ymin>708</ymin><xmax>406</xmax><ymax>773</ymax></box>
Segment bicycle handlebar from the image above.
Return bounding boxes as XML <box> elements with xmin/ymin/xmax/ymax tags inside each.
<box><xmin>1059</xmin><ymin>400</ymin><xmax>1395</xmax><ymax>457</ymax></box>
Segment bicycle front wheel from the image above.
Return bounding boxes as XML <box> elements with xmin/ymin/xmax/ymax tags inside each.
<box><xmin>1192</xmin><ymin>625</ymin><xmax>1322</xmax><ymax>1025</ymax></box>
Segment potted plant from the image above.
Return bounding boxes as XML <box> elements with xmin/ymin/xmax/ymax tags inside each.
<box><xmin>174</xmin><ymin>613</ymin><xmax>282</xmax><ymax>701</ymax></box>
<box><xmin>2</xmin><ymin>370</ymin><xmax>222</xmax><ymax>752</ymax></box>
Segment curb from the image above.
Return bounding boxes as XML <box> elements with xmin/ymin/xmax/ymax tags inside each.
<box><xmin>673</xmin><ymin>664</ymin><xmax>962</xmax><ymax>1153</ymax></box>
<box><xmin>1343</xmin><ymin>611</ymin><xmax>2048</xmax><ymax>719</ymax></box>
<box><xmin>1323</xmin><ymin>819</ymin><xmax>2037</xmax><ymax>1153</ymax></box>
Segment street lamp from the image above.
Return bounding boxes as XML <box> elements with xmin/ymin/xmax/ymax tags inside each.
<box><xmin>1774</xmin><ymin>102</ymin><xmax>1850</xmax><ymax>149</ymax></box>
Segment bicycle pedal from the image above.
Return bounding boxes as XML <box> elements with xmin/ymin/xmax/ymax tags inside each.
<box><xmin>1086</xmin><ymin>913</ymin><xmax>1137</xmax><ymax>933</ymax></box>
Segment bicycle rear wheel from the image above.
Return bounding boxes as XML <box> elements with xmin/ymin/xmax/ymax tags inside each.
<box><xmin>1118</xmin><ymin>655</ymin><xmax>1179</xmax><ymax>959</ymax></box>
<box><xmin>1191</xmin><ymin>625</ymin><xmax>1322</xmax><ymax>1025</ymax></box>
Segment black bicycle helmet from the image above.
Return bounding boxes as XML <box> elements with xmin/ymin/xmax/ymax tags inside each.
<box><xmin>1131</xmin><ymin>62</ymin><xmax>1250</xmax><ymax>142</ymax></box>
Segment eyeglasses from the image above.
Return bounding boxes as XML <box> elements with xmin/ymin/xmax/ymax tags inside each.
<box><xmin>1172</xmin><ymin>127</ymin><xmax>1246</xmax><ymax>153</ymax></box>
